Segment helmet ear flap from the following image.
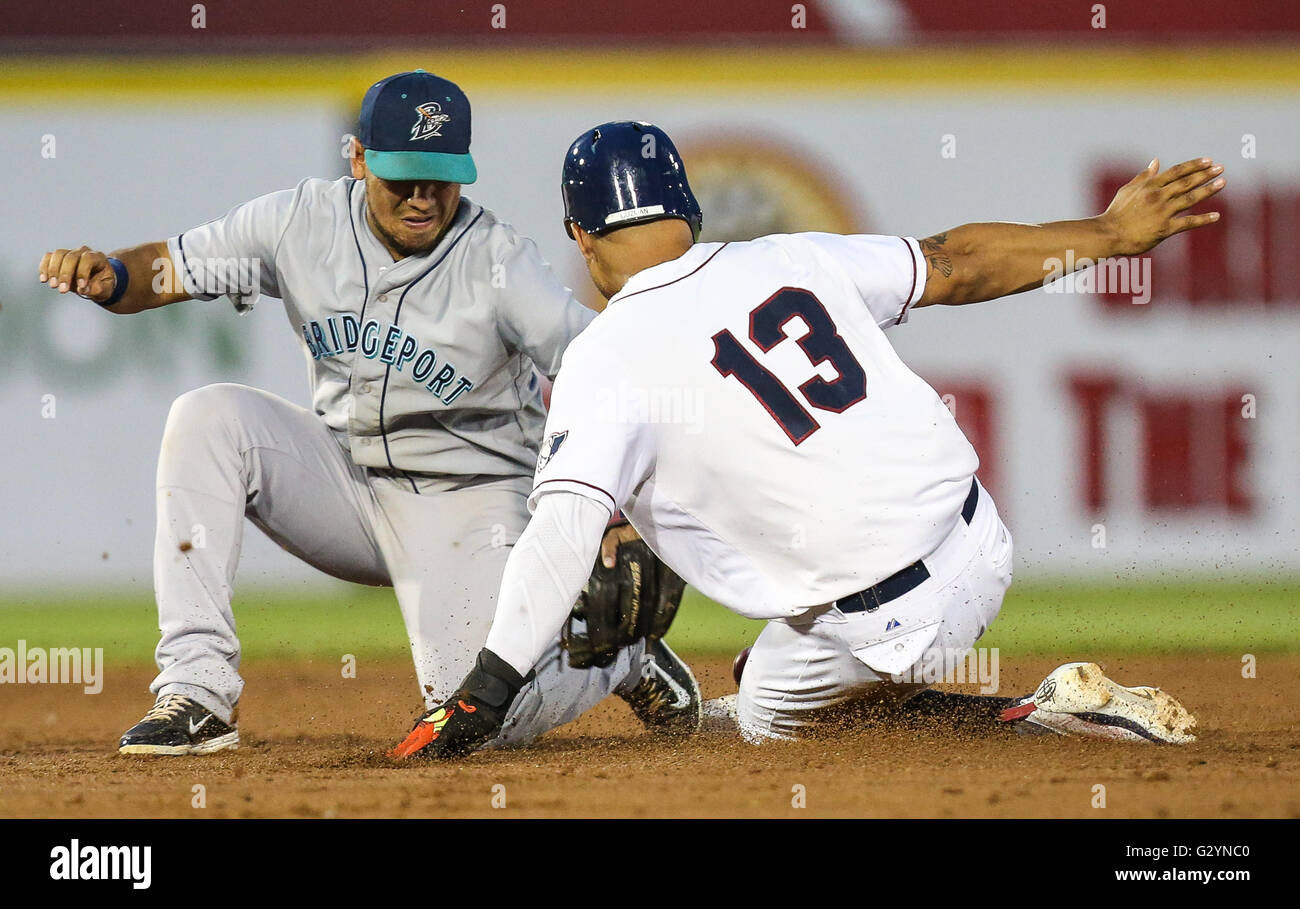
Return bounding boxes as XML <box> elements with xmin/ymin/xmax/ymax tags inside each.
<box><xmin>564</xmin><ymin>219</ymin><xmax>575</xmax><ymax>240</ymax></box>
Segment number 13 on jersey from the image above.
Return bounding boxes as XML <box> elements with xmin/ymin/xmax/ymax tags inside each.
<box><xmin>710</xmin><ymin>286</ymin><xmax>867</xmax><ymax>445</ymax></box>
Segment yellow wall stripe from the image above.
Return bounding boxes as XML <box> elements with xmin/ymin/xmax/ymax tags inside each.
<box><xmin>2</xmin><ymin>47</ymin><xmax>1298</xmax><ymax>103</ymax></box>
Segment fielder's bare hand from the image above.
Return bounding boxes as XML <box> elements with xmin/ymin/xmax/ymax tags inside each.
<box><xmin>600</xmin><ymin>521</ymin><xmax>641</xmax><ymax>569</ymax></box>
<box><xmin>914</xmin><ymin>156</ymin><xmax>1226</xmax><ymax>307</ymax></box>
<box><xmin>38</xmin><ymin>240</ymin><xmax>187</xmax><ymax>313</ymax></box>
<box><xmin>1099</xmin><ymin>157</ymin><xmax>1225</xmax><ymax>256</ymax></box>
<box><xmin>39</xmin><ymin>246</ymin><xmax>117</xmax><ymax>302</ymax></box>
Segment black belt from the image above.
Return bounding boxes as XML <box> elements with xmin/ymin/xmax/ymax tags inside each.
<box><xmin>837</xmin><ymin>478</ymin><xmax>979</xmax><ymax>615</ymax></box>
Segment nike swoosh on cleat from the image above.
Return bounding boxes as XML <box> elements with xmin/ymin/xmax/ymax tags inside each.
<box><xmin>649</xmin><ymin>663</ymin><xmax>692</xmax><ymax>709</ymax></box>
<box><xmin>188</xmin><ymin>715</ymin><xmax>213</xmax><ymax>735</ymax></box>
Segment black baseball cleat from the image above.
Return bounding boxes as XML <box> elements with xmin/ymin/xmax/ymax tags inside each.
<box><xmin>118</xmin><ymin>694</ymin><xmax>239</xmax><ymax>755</ymax></box>
<box><xmin>620</xmin><ymin>640</ymin><xmax>702</xmax><ymax>735</ymax></box>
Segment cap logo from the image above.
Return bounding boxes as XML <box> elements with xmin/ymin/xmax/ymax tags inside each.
<box><xmin>410</xmin><ymin>101</ymin><xmax>450</xmax><ymax>142</ymax></box>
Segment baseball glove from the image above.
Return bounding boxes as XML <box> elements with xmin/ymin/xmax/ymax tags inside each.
<box><xmin>562</xmin><ymin>539</ymin><xmax>686</xmax><ymax>669</ymax></box>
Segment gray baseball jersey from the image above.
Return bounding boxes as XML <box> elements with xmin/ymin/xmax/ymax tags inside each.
<box><xmin>166</xmin><ymin>176</ymin><xmax>594</xmax><ymax>478</ymax></box>
<box><xmin>150</xmin><ymin>177</ymin><xmax>640</xmax><ymax>728</ymax></box>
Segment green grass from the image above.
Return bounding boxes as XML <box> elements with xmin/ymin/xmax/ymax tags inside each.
<box><xmin>0</xmin><ymin>589</ymin><xmax>409</xmax><ymax>666</ymax></box>
<box><xmin>0</xmin><ymin>580</ymin><xmax>1294</xmax><ymax>666</ymax></box>
<box><xmin>978</xmin><ymin>580</ymin><xmax>1299</xmax><ymax>655</ymax></box>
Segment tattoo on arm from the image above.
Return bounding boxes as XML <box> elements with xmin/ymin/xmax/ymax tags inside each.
<box><xmin>920</xmin><ymin>232</ymin><xmax>953</xmax><ymax>279</ymax></box>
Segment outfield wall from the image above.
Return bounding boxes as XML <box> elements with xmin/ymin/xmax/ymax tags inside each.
<box><xmin>3</xmin><ymin>50</ymin><xmax>1298</xmax><ymax>587</ymax></box>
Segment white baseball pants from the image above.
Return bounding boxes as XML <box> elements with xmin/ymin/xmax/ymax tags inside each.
<box><xmin>735</xmin><ymin>480</ymin><xmax>1014</xmax><ymax>741</ymax></box>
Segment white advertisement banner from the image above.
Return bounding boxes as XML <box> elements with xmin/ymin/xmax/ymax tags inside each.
<box><xmin>3</xmin><ymin>83</ymin><xmax>1297</xmax><ymax>585</ymax></box>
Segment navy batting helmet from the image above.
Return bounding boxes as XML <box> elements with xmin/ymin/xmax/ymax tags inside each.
<box><xmin>562</xmin><ymin>121</ymin><xmax>702</xmax><ymax>240</ymax></box>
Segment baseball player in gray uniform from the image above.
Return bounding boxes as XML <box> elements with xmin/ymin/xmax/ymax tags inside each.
<box><xmin>39</xmin><ymin>70</ymin><xmax>701</xmax><ymax>755</ymax></box>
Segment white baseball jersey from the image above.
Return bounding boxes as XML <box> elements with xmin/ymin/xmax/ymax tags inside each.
<box><xmin>530</xmin><ymin>234</ymin><xmax>979</xmax><ymax>620</ymax></box>
<box><xmin>167</xmin><ymin>176</ymin><xmax>593</xmax><ymax>478</ymax></box>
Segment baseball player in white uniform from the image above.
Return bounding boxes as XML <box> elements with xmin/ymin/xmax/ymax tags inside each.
<box><xmin>391</xmin><ymin>121</ymin><xmax>1215</xmax><ymax>759</ymax></box>
<box><xmin>39</xmin><ymin>77</ymin><xmax>700</xmax><ymax>756</ymax></box>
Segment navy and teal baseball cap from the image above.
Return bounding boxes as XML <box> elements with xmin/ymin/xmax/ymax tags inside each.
<box><xmin>358</xmin><ymin>70</ymin><xmax>477</xmax><ymax>184</ymax></box>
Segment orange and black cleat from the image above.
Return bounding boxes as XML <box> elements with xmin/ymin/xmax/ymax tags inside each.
<box><xmin>388</xmin><ymin>650</ymin><xmax>531</xmax><ymax>760</ymax></box>
<box><xmin>389</xmin><ymin>702</ymin><xmax>475</xmax><ymax>759</ymax></box>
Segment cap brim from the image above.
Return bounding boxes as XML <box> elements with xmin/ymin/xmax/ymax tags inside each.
<box><xmin>364</xmin><ymin>149</ymin><xmax>477</xmax><ymax>184</ymax></box>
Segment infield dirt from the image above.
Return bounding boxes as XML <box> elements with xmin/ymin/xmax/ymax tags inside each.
<box><xmin>2</xmin><ymin>654</ymin><xmax>1296</xmax><ymax>818</ymax></box>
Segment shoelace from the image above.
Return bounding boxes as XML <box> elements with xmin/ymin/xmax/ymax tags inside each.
<box><xmin>626</xmin><ymin>682</ymin><xmax>674</xmax><ymax>715</ymax></box>
<box><xmin>625</xmin><ymin>663</ymin><xmax>677</xmax><ymax>714</ymax></box>
<box><xmin>142</xmin><ymin>694</ymin><xmax>191</xmax><ymax>723</ymax></box>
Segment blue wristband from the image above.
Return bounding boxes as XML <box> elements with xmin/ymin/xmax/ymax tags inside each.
<box><xmin>100</xmin><ymin>257</ymin><xmax>129</xmax><ymax>308</ymax></box>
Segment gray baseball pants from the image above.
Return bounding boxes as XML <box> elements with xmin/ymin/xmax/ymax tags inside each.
<box><xmin>148</xmin><ymin>382</ymin><xmax>643</xmax><ymax>746</ymax></box>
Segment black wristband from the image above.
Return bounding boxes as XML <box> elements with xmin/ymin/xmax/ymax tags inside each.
<box><xmin>99</xmin><ymin>257</ymin><xmax>129</xmax><ymax>308</ymax></box>
<box><xmin>461</xmin><ymin>648</ymin><xmax>532</xmax><ymax>709</ymax></box>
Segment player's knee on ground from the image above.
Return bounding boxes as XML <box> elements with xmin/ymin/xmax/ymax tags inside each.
<box><xmin>738</xmin><ymin>675</ymin><xmax>932</xmax><ymax>743</ymax></box>
<box><xmin>735</xmin><ymin>648</ymin><xmax>807</xmax><ymax>743</ymax></box>
<box><xmin>735</xmin><ymin>624</ymin><xmax>930</xmax><ymax>743</ymax></box>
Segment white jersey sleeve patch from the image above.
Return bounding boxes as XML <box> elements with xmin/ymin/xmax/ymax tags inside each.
<box><xmin>167</xmin><ymin>186</ymin><xmax>297</xmax><ymax>311</ymax></box>
<box><xmin>799</xmin><ymin>233</ymin><xmax>926</xmax><ymax>329</ymax></box>
<box><xmin>527</xmin><ymin>329</ymin><xmax>652</xmax><ymax>515</ymax></box>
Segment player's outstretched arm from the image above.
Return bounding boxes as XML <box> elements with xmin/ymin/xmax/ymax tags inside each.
<box><xmin>914</xmin><ymin>157</ymin><xmax>1224</xmax><ymax>308</ymax></box>
<box><xmin>39</xmin><ymin>241</ymin><xmax>192</xmax><ymax>314</ymax></box>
